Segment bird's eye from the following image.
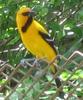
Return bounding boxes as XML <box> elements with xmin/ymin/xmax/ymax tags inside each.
<box><xmin>22</xmin><ymin>12</ymin><xmax>30</xmax><ymax>16</ymax></box>
<box><xmin>22</xmin><ymin>11</ymin><xmax>36</xmax><ymax>17</ymax></box>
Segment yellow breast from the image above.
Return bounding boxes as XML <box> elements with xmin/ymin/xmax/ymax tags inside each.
<box><xmin>19</xmin><ymin>20</ymin><xmax>56</xmax><ymax>62</ymax></box>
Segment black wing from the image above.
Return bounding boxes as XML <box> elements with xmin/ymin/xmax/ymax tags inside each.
<box><xmin>39</xmin><ymin>31</ymin><xmax>58</xmax><ymax>54</ymax></box>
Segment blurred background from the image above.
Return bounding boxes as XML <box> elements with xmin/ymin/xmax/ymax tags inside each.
<box><xmin>0</xmin><ymin>0</ymin><xmax>83</xmax><ymax>100</ymax></box>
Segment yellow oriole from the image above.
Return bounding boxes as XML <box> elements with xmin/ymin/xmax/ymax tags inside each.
<box><xmin>16</xmin><ymin>6</ymin><xmax>64</xmax><ymax>97</ymax></box>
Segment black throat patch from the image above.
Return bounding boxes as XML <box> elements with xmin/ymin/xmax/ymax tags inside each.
<box><xmin>21</xmin><ymin>17</ymin><xmax>33</xmax><ymax>32</ymax></box>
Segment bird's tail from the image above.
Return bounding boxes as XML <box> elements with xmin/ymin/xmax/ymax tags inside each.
<box><xmin>50</xmin><ymin>64</ymin><xmax>65</xmax><ymax>98</ymax></box>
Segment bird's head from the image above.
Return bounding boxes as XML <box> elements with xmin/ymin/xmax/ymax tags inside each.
<box><xmin>17</xmin><ymin>6</ymin><xmax>35</xmax><ymax>17</ymax></box>
<box><xmin>16</xmin><ymin>6</ymin><xmax>35</xmax><ymax>31</ymax></box>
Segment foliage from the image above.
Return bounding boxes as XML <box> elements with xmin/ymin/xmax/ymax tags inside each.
<box><xmin>0</xmin><ymin>0</ymin><xmax>83</xmax><ymax>99</ymax></box>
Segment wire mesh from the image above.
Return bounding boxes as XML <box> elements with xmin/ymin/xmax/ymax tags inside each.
<box><xmin>0</xmin><ymin>51</ymin><xmax>83</xmax><ymax>100</ymax></box>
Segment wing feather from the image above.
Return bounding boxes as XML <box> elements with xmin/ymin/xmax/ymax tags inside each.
<box><xmin>39</xmin><ymin>31</ymin><xmax>58</xmax><ymax>54</ymax></box>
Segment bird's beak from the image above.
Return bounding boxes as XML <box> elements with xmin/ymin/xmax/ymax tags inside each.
<box><xmin>22</xmin><ymin>10</ymin><xmax>36</xmax><ymax>17</ymax></box>
<box><xmin>29</xmin><ymin>11</ymin><xmax>36</xmax><ymax>17</ymax></box>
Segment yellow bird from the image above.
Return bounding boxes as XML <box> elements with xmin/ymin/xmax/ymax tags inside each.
<box><xmin>16</xmin><ymin>6</ymin><xmax>64</xmax><ymax>97</ymax></box>
<box><xmin>16</xmin><ymin>6</ymin><xmax>58</xmax><ymax>72</ymax></box>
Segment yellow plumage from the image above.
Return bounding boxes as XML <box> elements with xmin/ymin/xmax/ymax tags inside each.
<box><xmin>16</xmin><ymin>7</ymin><xmax>57</xmax><ymax>65</ymax></box>
<box><xmin>16</xmin><ymin>7</ymin><xmax>65</xmax><ymax>98</ymax></box>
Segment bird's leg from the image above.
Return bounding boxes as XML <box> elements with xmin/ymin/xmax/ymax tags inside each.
<box><xmin>20</xmin><ymin>58</ymin><xmax>39</xmax><ymax>67</ymax></box>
